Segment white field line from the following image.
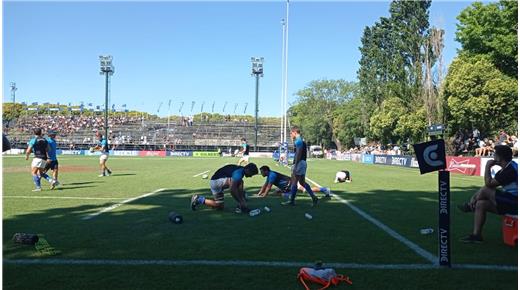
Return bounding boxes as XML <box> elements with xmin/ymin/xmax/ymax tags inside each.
<box><xmin>2</xmin><ymin>258</ymin><xmax>516</xmax><ymax>271</ymax></box>
<box><xmin>305</xmin><ymin>176</ymin><xmax>438</xmax><ymax>265</ymax></box>
<box><xmin>192</xmin><ymin>170</ymin><xmax>209</xmax><ymax>177</ymax></box>
<box><xmin>3</xmin><ymin>196</ymin><xmax>131</xmax><ymax>200</ymax></box>
<box><xmin>81</xmin><ymin>188</ymin><xmax>168</xmax><ymax>221</ymax></box>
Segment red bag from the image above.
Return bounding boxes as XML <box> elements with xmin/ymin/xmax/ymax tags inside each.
<box><xmin>297</xmin><ymin>267</ymin><xmax>352</xmax><ymax>290</ymax></box>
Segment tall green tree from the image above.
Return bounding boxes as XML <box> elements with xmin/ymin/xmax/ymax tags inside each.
<box><xmin>456</xmin><ymin>0</ymin><xmax>518</xmax><ymax>78</ymax></box>
<box><xmin>444</xmin><ymin>55</ymin><xmax>517</xmax><ymax>136</ymax></box>
<box><xmin>289</xmin><ymin>79</ymin><xmax>358</xmax><ymax>150</ymax></box>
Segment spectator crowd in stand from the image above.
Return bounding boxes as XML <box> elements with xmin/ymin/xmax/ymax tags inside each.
<box><xmin>453</xmin><ymin>128</ymin><xmax>517</xmax><ymax>157</ymax></box>
<box><xmin>15</xmin><ymin>115</ymin><xmax>140</xmax><ymax>136</ymax></box>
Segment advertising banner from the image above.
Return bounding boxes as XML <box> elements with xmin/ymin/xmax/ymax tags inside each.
<box><xmin>168</xmin><ymin>151</ymin><xmax>193</xmax><ymax>157</ymax></box>
<box><xmin>113</xmin><ymin>150</ymin><xmax>140</xmax><ymax>156</ymax></box>
<box><xmin>60</xmin><ymin>150</ymin><xmax>83</xmax><ymax>155</ymax></box>
<box><xmin>139</xmin><ymin>151</ymin><xmax>167</xmax><ymax>157</ymax></box>
<box><xmin>350</xmin><ymin>153</ymin><xmax>361</xmax><ymax>162</ymax></box>
<box><xmin>445</xmin><ymin>156</ymin><xmax>481</xmax><ymax>176</ymax></box>
<box><xmin>373</xmin><ymin>155</ymin><xmax>388</xmax><ymax>165</ymax></box>
<box><xmin>193</xmin><ymin>151</ymin><xmax>220</xmax><ymax>157</ymax></box>
<box><xmin>362</xmin><ymin>154</ymin><xmax>374</xmax><ymax>164</ymax></box>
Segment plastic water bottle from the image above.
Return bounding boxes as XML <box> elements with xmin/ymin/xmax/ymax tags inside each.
<box><xmin>305</xmin><ymin>213</ymin><xmax>313</xmax><ymax>220</ymax></box>
<box><xmin>264</xmin><ymin>206</ymin><xmax>271</xmax><ymax>212</ymax></box>
<box><xmin>249</xmin><ymin>208</ymin><xmax>261</xmax><ymax>217</ymax></box>
<box><xmin>420</xmin><ymin>228</ymin><xmax>434</xmax><ymax>235</ymax></box>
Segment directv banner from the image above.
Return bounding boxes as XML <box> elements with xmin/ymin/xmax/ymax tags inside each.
<box><xmin>168</xmin><ymin>151</ymin><xmax>193</xmax><ymax>157</ymax></box>
<box><xmin>193</xmin><ymin>151</ymin><xmax>220</xmax><ymax>157</ymax></box>
<box><xmin>362</xmin><ymin>154</ymin><xmax>374</xmax><ymax>164</ymax></box>
<box><xmin>60</xmin><ymin>150</ymin><xmax>83</xmax><ymax>155</ymax></box>
<box><xmin>373</xmin><ymin>155</ymin><xmax>412</xmax><ymax>167</ymax></box>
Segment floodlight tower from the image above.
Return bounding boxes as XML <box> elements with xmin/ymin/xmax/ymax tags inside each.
<box><xmin>99</xmin><ymin>55</ymin><xmax>115</xmax><ymax>144</ymax></box>
<box><xmin>10</xmin><ymin>82</ymin><xmax>17</xmax><ymax>103</ymax></box>
<box><xmin>251</xmin><ymin>57</ymin><xmax>264</xmax><ymax>152</ymax></box>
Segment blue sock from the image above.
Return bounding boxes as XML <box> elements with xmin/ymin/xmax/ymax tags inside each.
<box><xmin>32</xmin><ymin>175</ymin><xmax>41</xmax><ymax>188</ymax></box>
<box><xmin>41</xmin><ymin>173</ymin><xmax>52</xmax><ymax>182</ymax></box>
<box><xmin>319</xmin><ymin>187</ymin><xmax>326</xmax><ymax>193</ymax></box>
<box><xmin>289</xmin><ymin>184</ymin><xmax>298</xmax><ymax>202</ymax></box>
<box><xmin>303</xmin><ymin>183</ymin><xmax>317</xmax><ymax>198</ymax></box>
<box><xmin>197</xmin><ymin>196</ymin><xmax>206</xmax><ymax>205</ymax></box>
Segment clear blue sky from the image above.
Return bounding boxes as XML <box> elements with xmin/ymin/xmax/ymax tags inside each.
<box><xmin>3</xmin><ymin>1</ymin><xmax>475</xmax><ymax>117</ymax></box>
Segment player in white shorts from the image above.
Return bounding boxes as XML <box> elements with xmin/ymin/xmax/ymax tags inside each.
<box><xmin>25</xmin><ymin>128</ymin><xmax>50</xmax><ymax>191</ymax></box>
<box><xmin>191</xmin><ymin>163</ymin><xmax>258</xmax><ymax>213</ymax></box>
<box><xmin>92</xmin><ymin>132</ymin><xmax>112</xmax><ymax>177</ymax></box>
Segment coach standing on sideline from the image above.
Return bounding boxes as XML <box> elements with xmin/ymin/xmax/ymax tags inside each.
<box><xmin>25</xmin><ymin>128</ymin><xmax>50</xmax><ymax>191</ymax></box>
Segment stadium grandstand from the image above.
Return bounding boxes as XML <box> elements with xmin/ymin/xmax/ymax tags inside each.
<box><xmin>3</xmin><ymin>103</ymin><xmax>287</xmax><ymax>152</ymax></box>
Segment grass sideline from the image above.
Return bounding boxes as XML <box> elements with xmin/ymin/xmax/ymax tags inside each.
<box><xmin>3</xmin><ymin>155</ymin><xmax>518</xmax><ymax>289</ymax></box>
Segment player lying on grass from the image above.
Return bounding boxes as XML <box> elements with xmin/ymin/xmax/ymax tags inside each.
<box><xmin>191</xmin><ymin>163</ymin><xmax>258</xmax><ymax>213</ymax></box>
<box><xmin>334</xmin><ymin>170</ymin><xmax>352</xmax><ymax>183</ymax></box>
<box><xmin>257</xmin><ymin>165</ymin><xmax>331</xmax><ymax>198</ymax></box>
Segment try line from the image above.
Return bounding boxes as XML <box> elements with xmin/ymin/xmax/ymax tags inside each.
<box><xmin>3</xmin><ymin>258</ymin><xmax>516</xmax><ymax>271</ymax></box>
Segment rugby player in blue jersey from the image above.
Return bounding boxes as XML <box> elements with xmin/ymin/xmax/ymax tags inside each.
<box><xmin>41</xmin><ymin>130</ymin><xmax>60</xmax><ymax>189</ymax></box>
<box><xmin>92</xmin><ymin>132</ymin><xmax>112</xmax><ymax>177</ymax></box>
<box><xmin>191</xmin><ymin>163</ymin><xmax>258</xmax><ymax>213</ymax></box>
<box><xmin>25</xmin><ymin>128</ymin><xmax>50</xmax><ymax>191</ymax></box>
<box><xmin>281</xmin><ymin>126</ymin><xmax>319</xmax><ymax>206</ymax></box>
<box><xmin>257</xmin><ymin>165</ymin><xmax>331</xmax><ymax>198</ymax></box>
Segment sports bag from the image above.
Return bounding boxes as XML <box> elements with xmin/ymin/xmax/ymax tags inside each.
<box><xmin>297</xmin><ymin>267</ymin><xmax>352</xmax><ymax>290</ymax></box>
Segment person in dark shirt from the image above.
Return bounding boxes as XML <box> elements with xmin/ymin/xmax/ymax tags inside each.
<box><xmin>237</xmin><ymin>138</ymin><xmax>250</xmax><ymax>166</ymax></box>
<box><xmin>25</xmin><ymin>128</ymin><xmax>50</xmax><ymax>191</ymax></box>
<box><xmin>191</xmin><ymin>163</ymin><xmax>258</xmax><ymax>213</ymax></box>
<box><xmin>257</xmin><ymin>165</ymin><xmax>330</xmax><ymax>197</ymax></box>
<box><xmin>458</xmin><ymin>145</ymin><xmax>518</xmax><ymax>243</ymax></box>
<box><xmin>281</xmin><ymin>126</ymin><xmax>319</xmax><ymax>206</ymax></box>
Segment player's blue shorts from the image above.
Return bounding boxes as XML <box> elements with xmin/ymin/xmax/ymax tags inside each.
<box><xmin>293</xmin><ymin>160</ymin><xmax>307</xmax><ymax>176</ymax></box>
<box><xmin>495</xmin><ymin>190</ymin><xmax>517</xmax><ymax>215</ymax></box>
<box><xmin>45</xmin><ymin>160</ymin><xmax>59</xmax><ymax>171</ymax></box>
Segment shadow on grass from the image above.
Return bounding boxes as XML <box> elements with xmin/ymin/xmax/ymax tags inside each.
<box><xmin>4</xmin><ymin>184</ymin><xmax>516</xmax><ymax>268</ymax></box>
<box><xmin>108</xmin><ymin>173</ymin><xmax>137</xmax><ymax>177</ymax></box>
<box><xmin>55</xmin><ymin>185</ymin><xmax>97</xmax><ymax>190</ymax></box>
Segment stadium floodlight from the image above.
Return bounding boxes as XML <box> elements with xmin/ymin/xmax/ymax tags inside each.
<box><xmin>99</xmin><ymin>55</ymin><xmax>115</xmax><ymax>144</ymax></box>
<box><xmin>251</xmin><ymin>57</ymin><xmax>264</xmax><ymax>152</ymax></box>
<box><xmin>10</xmin><ymin>82</ymin><xmax>17</xmax><ymax>103</ymax></box>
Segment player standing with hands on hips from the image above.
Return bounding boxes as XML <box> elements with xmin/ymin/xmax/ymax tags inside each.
<box><xmin>281</xmin><ymin>126</ymin><xmax>319</xmax><ymax>207</ymax></box>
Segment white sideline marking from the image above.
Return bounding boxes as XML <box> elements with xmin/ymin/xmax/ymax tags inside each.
<box><xmin>3</xmin><ymin>196</ymin><xmax>130</xmax><ymax>200</ymax></box>
<box><xmin>192</xmin><ymin>170</ymin><xmax>209</xmax><ymax>177</ymax></box>
<box><xmin>305</xmin><ymin>176</ymin><xmax>438</xmax><ymax>265</ymax></box>
<box><xmin>82</xmin><ymin>188</ymin><xmax>168</xmax><ymax>220</ymax></box>
<box><xmin>2</xmin><ymin>259</ymin><xmax>516</xmax><ymax>271</ymax></box>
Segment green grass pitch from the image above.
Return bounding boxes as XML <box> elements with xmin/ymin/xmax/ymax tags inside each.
<box><xmin>3</xmin><ymin>156</ymin><xmax>517</xmax><ymax>289</ymax></box>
